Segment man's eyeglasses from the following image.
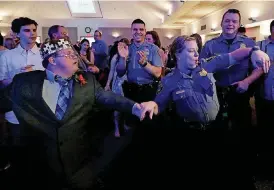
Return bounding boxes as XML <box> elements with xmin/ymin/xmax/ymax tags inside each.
<box><xmin>55</xmin><ymin>53</ymin><xmax>78</xmax><ymax>60</ymax></box>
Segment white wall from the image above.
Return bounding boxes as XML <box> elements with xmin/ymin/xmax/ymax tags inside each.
<box><xmin>186</xmin><ymin>1</ymin><xmax>274</xmax><ymax>41</ymax></box>
<box><xmin>246</xmin><ymin>26</ymin><xmax>260</xmax><ymax>40</ymax></box>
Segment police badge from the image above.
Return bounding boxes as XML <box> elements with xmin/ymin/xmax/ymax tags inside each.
<box><xmin>199</xmin><ymin>69</ymin><xmax>207</xmax><ymax>77</ymax></box>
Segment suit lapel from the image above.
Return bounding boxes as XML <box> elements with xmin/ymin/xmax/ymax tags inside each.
<box><xmin>34</xmin><ymin>71</ymin><xmax>59</xmax><ymax>123</ymax></box>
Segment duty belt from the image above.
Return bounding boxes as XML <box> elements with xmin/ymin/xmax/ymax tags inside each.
<box><xmin>182</xmin><ymin>119</ymin><xmax>213</xmax><ymax>131</ymax></box>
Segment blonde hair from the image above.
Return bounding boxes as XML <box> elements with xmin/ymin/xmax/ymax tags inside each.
<box><xmin>170</xmin><ymin>35</ymin><xmax>196</xmax><ymax>63</ymax></box>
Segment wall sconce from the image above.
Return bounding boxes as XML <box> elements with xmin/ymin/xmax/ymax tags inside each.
<box><xmin>112</xmin><ymin>32</ymin><xmax>120</xmax><ymax>38</ymax></box>
<box><xmin>211</xmin><ymin>23</ymin><xmax>217</xmax><ymax>32</ymax></box>
<box><xmin>248</xmin><ymin>17</ymin><xmax>257</xmax><ymax>23</ymax></box>
<box><xmin>166</xmin><ymin>34</ymin><xmax>174</xmax><ymax>39</ymax></box>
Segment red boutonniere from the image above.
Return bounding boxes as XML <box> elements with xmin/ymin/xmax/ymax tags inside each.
<box><xmin>75</xmin><ymin>73</ymin><xmax>87</xmax><ymax>86</ymax></box>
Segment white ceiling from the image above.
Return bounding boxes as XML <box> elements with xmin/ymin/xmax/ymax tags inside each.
<box><xmin>0</xmin><ymin>1</ymin><xmax>236</xmax><ymax>28</ymax></box>
<box><xmin>0</xmin><ymin>1</ymin><xmax>172</xmax><ymax>20</ymax></box>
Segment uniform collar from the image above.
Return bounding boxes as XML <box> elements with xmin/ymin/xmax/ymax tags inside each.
<box><xmin>217</xmin><ymin>34</ymin><xmax>244</xmax><ymax>43</ymax></box>
<box><xmin>175</xmin><ymin>68</ymin><xmax>193</xmax><ymax>79</ymax></box>
<box><xmin>265</xmin><ymin>36</ymin><xmax>274</xmax><ymax>45</ymax></box>
<box><xmin>132</xmin><ymin>41</ymin><xmax>150</xmax><ymax>49</ymax></box>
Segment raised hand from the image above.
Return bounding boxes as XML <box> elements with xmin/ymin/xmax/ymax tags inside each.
<box><xmin>137</xmin><ymin>51</ymin><xmax>147</xmax><ymax>66</ymax></box>
<box><xmin>117</xmin><ymin>42</ymin><xmax>129</xmax><ymax>58</ymax></box>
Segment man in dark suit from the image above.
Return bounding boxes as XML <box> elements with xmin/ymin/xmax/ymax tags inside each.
<box><xmin>0</xmin><ymin>39</ymin><xmax>158</xmax><ymax>189</ymax></box>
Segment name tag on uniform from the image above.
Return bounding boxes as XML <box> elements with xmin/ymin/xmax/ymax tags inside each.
<box><xmin>176</xmin><ymin>90</ymin><xmax>185</xmax><ymax>94</ymax></box>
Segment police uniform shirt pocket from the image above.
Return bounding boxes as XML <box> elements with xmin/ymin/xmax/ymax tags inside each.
<box><xmin>172</xmin><ymin>88</ymin><xmax>198</xmax><ymax>113</ymax></box>
<box><xmin>204</xmin><ymin>74</ymin><xmax>215</xmax><ymax>102</ymax></box>
<box><xmin>195</xmin><ymin>75</ymin><xmax>214</xmax><ymax>98</ymax></box>
<box><xmin>144</xmin><ymin>48</ymin><xmax>153</xmax><ymax>63</ymax></box>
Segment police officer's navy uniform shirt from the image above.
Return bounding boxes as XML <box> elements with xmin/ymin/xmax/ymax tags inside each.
<box><xmin>92</xmin><ymin>39</ymin><xmax>108</xmax><ymax>70</ymax></box>
<box><xmin>126</xmin><ymin>42</ymin><xmax>163</xmax><ymax>85</ymax></box>
<box><xmin>200</xmin><ymin>34</ymin><xmax>256</xmax><ymax>87</ymax></box>
<box><xmin>155</xmin><ymin>54</ymin><xmax>237</xmax><ymax>123</ymax></box>
<box><xmin>257</xmin><ymin>36</ymin><xmax>274</xmax><ymax>100</ymax></box>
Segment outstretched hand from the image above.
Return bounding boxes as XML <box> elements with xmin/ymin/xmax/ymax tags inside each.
<box><xmin>132</xmin><ymin>101</ymin><xmax>158</xmax><ymax>121</ymax></box>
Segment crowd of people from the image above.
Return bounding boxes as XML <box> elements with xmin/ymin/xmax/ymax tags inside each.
<box><xmin>0</xmin><ymin>7</ymin><xmax>274</xmax><ymax>190</ymax></box>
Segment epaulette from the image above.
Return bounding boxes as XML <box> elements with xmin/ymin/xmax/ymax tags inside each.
<box><xmin>206</xmin><ymin>35</ymin><xmax>221</xmax><ymax>43</ymax></box>
<box><xmin>157</xmin><ymin>69</ymin><xmax>178</xmax><ymax>94</ymax></box>
<box><xmin>165</xmin><ymin>69</ymin><xmax>176</xmax><ymax>78</ymax></box>
<box><xmin>201</xmin><ymin>55</ymin><xmax>218</xmax><ymax>63</ymax></box>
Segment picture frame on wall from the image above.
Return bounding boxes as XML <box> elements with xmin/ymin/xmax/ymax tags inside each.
<box><xmin>80</xmin><ymin>36</ymin><xmax>95</xmax><ymax>46</ymax></box>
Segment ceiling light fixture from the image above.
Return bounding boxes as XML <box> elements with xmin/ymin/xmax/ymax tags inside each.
<box><xmin>248</xmin><ymin>17</ymin><xmax>257</xmax><ymax>23</ymax></box>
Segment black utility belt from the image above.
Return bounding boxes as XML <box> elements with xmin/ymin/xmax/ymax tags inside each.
<box><xmin>184</xmin><ymin>122</ymin><xmax>212</xmax><ymax>131</ymax></box>
<box><xmin>123</xmin><ymin>81</ymin><xmax>158</xmax><ymax>90</ymax></box>
<box><xmin>179</xmin><ymin>118</ymin><xmax>213</xmax><ymax>131</ymax></box>
<box><xmin>217</xmin><ymin>85</ymin><xmax>237</xmax><ymax>94</ymax></box>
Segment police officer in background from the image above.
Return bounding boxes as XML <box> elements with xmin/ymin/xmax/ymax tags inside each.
<box><xmin>107</xmin><ymin>18</ymin><xmax>162</xmax><ymax>189</ymax></box>
<box><xmin>200</xmin><ymin>9</ymin><xmax>262</xmax><ymax>137</ymax></box>
<box><xmin>116</xmin><ymin>19</ymin><xmax>163</xmax><ymax>102</ymax></box>
<box><xmin>154</xmin><ymin>35</ymin><xmax>269</xmax><ymax>189</ymax></box>
<box><xmin>255</xmin><ymin>20</ymin><xmax>274</xmax><ymax>180</ymax></box>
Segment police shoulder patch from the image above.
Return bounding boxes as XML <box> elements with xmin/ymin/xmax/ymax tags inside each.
<box><xmin>199</xmin><ymin>69</ymin><xmax>208</xmax><ymax>77</ymax></box>
<box><xmin>205</xmin><ymin>55</ymin><xmax>217</xmax><ymax>62</ymax></box>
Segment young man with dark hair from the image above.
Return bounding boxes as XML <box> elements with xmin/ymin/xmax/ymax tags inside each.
<box><xmin>200</xmin><ymin>9</ymin><xmax>261</xmax><ymax>189</ymax></box>
<box><xmin>0</xmin><ymin>17</ymin><xmax>44</xmax><ymax>143</ymax></box>
<box><xmin>200</xmin><ymin>8</ymin><xmax>260</xmax><ymax>130</ymax></box>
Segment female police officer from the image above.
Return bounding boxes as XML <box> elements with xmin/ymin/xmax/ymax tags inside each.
<box><xmin>152</xmin><ymin>35</ymin><xmax>269</xmax><ymax>189</ymax></box>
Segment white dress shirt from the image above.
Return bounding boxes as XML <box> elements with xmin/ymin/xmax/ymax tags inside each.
<box><xmin>0</xmin><ymin>44</ymin><xmax>44</xmax><ymax>124</ymax></box>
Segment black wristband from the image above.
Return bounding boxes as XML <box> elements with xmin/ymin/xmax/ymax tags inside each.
<box><xmin>141</xmin><ymin>61</ymin><xmax>148</xmax><ymax>67</ymax></box>
<box><xmin>248</xmin><ymin>46</ymin><xmax>260</xmax><ymax>57</ymax></box>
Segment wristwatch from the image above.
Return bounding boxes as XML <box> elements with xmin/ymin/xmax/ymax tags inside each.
<box><xmin>249</xmin><ymin>46</ymin><xmax>260</xmax><ymax>57</ymax></box>
<box><xmin>141</xmin><ymin>60</ymin><xmax>148</xmax><ymax>67</ymax></box>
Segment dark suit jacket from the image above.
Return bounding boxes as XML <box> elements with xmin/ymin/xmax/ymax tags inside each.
<box><xmin>0</xmin><ymin>71</ymin><xmax>135</xmax><ymax>189</ymax></box>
